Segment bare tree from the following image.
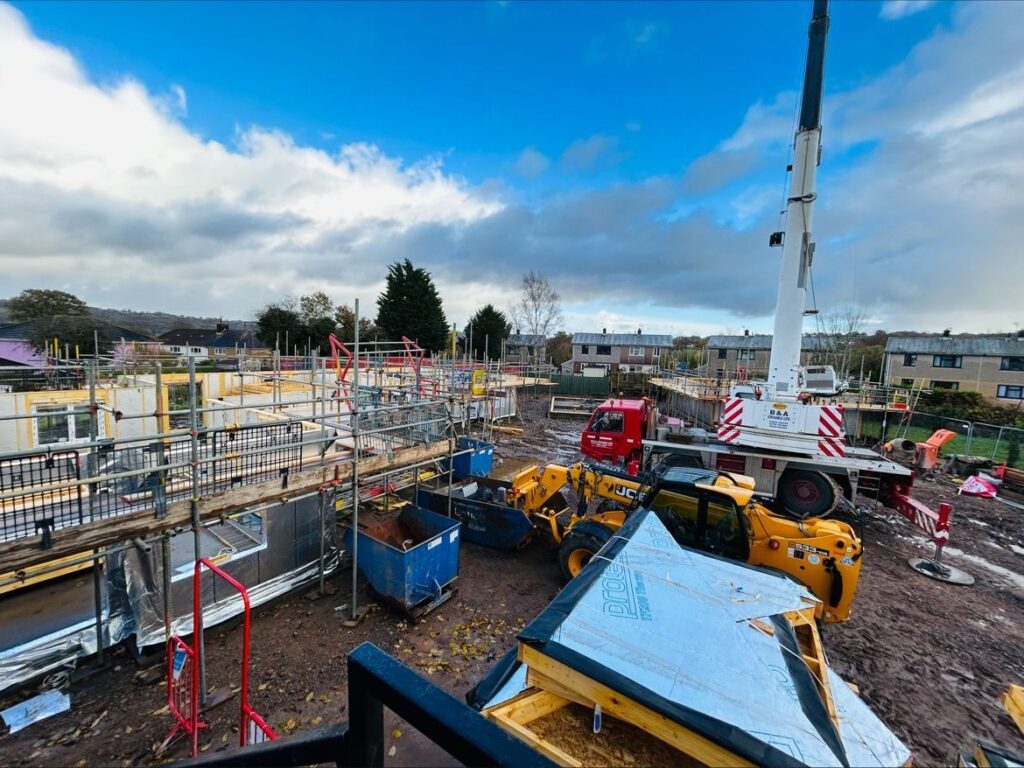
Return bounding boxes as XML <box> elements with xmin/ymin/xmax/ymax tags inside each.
<box><xmin>815</xmin><ymin>304</ymin><xmax>867</xmax><ymax>380</ymax></box>
<box><xmin>509</xmin><ymin>271</ymin><xmax>564</xmax><ymax>341</ymax></box>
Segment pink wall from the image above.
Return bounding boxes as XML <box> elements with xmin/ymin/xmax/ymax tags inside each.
<box><xmin>0</xmin><ymin>339</ymin><xmax>45</xmax><ymax>366</ymax></box>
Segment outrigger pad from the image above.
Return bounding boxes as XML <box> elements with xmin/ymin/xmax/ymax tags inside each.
<box><xmin>908</xmin><ymin>557</ymin><xmax>975</xmax><ymax>586</ymax></box>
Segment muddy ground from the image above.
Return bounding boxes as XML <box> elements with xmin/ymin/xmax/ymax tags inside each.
<box><xmin>1</xmin><ymin>392</ymin><xmax>1022</xmax><ymax>766</ymax></box>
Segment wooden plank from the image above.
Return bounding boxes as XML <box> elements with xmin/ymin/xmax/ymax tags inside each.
<box><xmin>526</xmin><ymin>669</ymin><xmax>594</xmax><ymax>710</ymax></box>
<box><xmin>487</xmin><ymin>688</ymin><xmax>571</xmax><ymax>726</ymax></box>
<box><xmin>519</xmin><ymin>644</ymin><xmax>755</xmax><ymax>767</ymax></box>
<box><xmin>0</xmin><ymin>440</ymin><xmax>450</xmax><ymax>573</ymax></box>
<box><xmin>489</xmin><ymin>711</ymin><xmax>581</xmax><ymax>767</ymax></box>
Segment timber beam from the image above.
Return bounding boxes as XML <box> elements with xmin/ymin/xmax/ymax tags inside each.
<box><xmin>0</xmin><ymin>440</ymin><xmax>450</xmax><ymax>574</ymax></box>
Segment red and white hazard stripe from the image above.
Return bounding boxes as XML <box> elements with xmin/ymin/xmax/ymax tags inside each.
<box><xmin>817</xmin><ymin>437</ymin><xmax>845</xmax><ymax>457</ymax></box>
<box><xmin>818</xmin><ymin>405</ymin><xmax>843</xmax><ymax>437</ymax></box>
<box><xmin>718</xmin><ymin>397</ymin><xmax>744</xmax><ymax>442</ymax></box>
<box><xmin>722</xmin><ymin>397</ymin><xmax>744</xmax><ymax>425</ymax></box>
<box><xmin>718</xmin><ymin>425</ymin><xmax>741</xmax><ymax>443</ymax></box>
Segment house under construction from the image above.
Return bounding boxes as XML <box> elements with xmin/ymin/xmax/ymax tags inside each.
<box><xmin>0</xmin><ymin>339</ymin><xmax>552</xmax><ymax>695</ymax></box>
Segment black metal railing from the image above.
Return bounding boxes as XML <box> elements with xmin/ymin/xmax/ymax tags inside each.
<box><xmin>185</xmin><ymin>642</ymin><xmax>555</xmax><ymax>768</ymax></box>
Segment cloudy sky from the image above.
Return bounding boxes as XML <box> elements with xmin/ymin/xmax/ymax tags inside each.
<box><xmin>0</xmin><ymin>0</ymin><xmax>1021</xmax><ymax>335</ymax></box>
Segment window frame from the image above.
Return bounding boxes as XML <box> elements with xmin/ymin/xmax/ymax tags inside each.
<box><xmin>1001</xmin><ymin>357</ymin><xmax>1024</xmax><ymax>372</ymax></box>
<box><xmin>930</xmin><ymin>380</ymin><xmax>960</xmax><ymax>390</ymax></box>
<box><xmin>170</xmin><ymin>511</ymin><xmax>268</xmax><ymax>583</ymax></box>
<box><xmin>717</xmin><ymin>348</ymin><xmax>727</xmax><ymax>360</ymax></box>
<box><xmin>998</xmin><ymin>384</ymin><xmax>1024</xmax><ymax>400</ymax></box>
<box><xmin>32</xmin><ymin>402</ymin><xmax>103</xmax><ymax>446</ymax></box>
<box><xmin>932</xmin><ymin>355</ymin><xmax>962</xmax><ymax>369</ymax></box>
<box><xmin>737</xmin><ymin>349</ymin><xmax>756</xmax><ymax>361</ymax></box>
<box><xmin>903</xmin><ymin>354</ymin><xmax>917</xmax><ymax>367</ymax></box>
<box><xmin>628</xmin><ymin>346</ymin><xmax>644</xmax><ymax>357</ymax></box>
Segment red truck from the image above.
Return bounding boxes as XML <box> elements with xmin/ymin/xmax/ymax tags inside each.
<box><xmin>581</xmin><ymin>398</ymin><xmax>683</xmax><ymax>474</ymax></box>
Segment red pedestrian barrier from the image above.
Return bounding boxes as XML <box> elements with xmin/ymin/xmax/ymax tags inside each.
<box><xmin>164</xmin><ymin>557</ymin><xmax>277</xmax><ymax>757</ymax></box>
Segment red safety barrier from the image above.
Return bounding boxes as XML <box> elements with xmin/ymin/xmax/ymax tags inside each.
<box><xmin>165</xmin><ymin>634</ymin><xmax>202</xmax><ymax>757</ymax></box>
<box><xmin>165</xmin><ymin>557</ymin><xmax>276</xmax><ymax>757</ymax></box>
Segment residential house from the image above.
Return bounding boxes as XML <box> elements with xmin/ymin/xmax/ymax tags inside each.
<box><xmin>505</xmin><ymin>333</ymin><xmax>546</xmax><ymax>365</ymax></box>
<box><xmin>707</xmin><ymin>333</ymin><xmax>830</xmax><ymax>379</ymax></box>
<box><xmin>158</xmin><ymin>323</ymin><xmax>268</xmax><ymax>363</ymax></box>
<box><xmin>884</xmin><ymin>333</ymin><xmax>1024</xmax><ymax>403</ymax></box>
<box><xmin>568</xmin><ymin>330</ymin><xmax>672</xmax><ymax>374</ymax></box>
<box><xmin>0</xmin><ymin>319</ymin><xmax>151</xmax><ymax>368</ymax></box>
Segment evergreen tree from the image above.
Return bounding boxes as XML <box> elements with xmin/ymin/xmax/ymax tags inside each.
<box><xmin>8</xmin><ymin>289</ymin><xmax>89</xmax><ymax>321</ymax></box>
<box><xmin>375</xmin><ymin>260</ymin><xmax>448</xmax><ymax>352</ymax></box>
<box><xmin>464</xmin><ymin>304</ymin><xmax>511</xmax><ymax>360</ymax></box>
<box><xmin>255</xmin><ymin>304</ymin><xmax>306</xmax><ymax>352</ymax></box>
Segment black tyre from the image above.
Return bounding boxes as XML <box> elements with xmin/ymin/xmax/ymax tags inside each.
<box><xmin>778</xmin><ymin>470</ymin><xmax>838</xmax><ymax>519</ymax></box>
<box><xmin>558</xmin><ymin>524</ymin><xmax>613</xmax><ymax>580</ymax></box>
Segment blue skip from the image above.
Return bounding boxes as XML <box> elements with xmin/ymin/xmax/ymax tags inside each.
<box><xmin>345</xmin><ymin>504</ymin><xmax>460</xmax><ymax>618</ymax></box>
<box><xmin>415</xmin><ymin>477</ymin><xmax>539</xmax><ymax>552</ymax></box>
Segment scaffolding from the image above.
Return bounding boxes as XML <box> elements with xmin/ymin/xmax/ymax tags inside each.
<box><xmin>0</xmin><ymin>331</ymin><xmax>554</xmax><ymax>699</ymax></box>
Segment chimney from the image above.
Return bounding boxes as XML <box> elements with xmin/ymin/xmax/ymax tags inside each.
<box><xmin>216</xmin><ymin>321</ymin><xmax>229</xmax><ymax>334</ymax></box>
<box><xmin>744</xmin><ymin>329</ymin><xmax>750</xmax><ymax>336</ymax></box>
<box><xmin>636</xmin><ymin>327</ymin><xmax>642</xmax><ymax>335</ymax></box>
<box><xmin>602</xmin><ymin>327</ymin><xmax>607</xmax><ymax>334</ymax></box>
<box><xmin>1017</xmin><ymin>329</ymin><xmax>1024</xmax><ymax>340</ymax></box>
<box><xmin>943</xmin><ymin>328</ymin><xmax>951</xmax><ymax>337</ymax></box>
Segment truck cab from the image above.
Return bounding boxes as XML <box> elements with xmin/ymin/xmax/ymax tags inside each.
<box><xmin>580</xmin><ymin>398</ymin><xmax>651</xmax><ymax>470</ymax></box>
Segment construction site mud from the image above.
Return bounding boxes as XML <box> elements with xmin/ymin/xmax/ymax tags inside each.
<box><xmin>0</xmin><ymin>392</ymin><xmax>1022</xmax><ymax>766</ymax></box>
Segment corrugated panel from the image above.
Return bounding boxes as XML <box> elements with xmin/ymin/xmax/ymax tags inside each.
<box><xmin>885</xmin><ymin>335</ymin><xmax>1024</xmax><ymax>356</ymax></box>
<box><xmin>572</xmin><ymin>333</ymin><xmax>673</xmax><ymax>346</ymax></box>
<box><xmin>545</xmin><ymin>373</ymin><xmax>611</xmax><ymax>396</ymax></box>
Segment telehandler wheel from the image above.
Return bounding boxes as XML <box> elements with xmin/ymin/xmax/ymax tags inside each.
<box><xmin>559</xmin><ymin>523</ymin><xmax>613</xmax><ymax>580</ymax></box>
<box><xmin>778</xmin><ymin>469</ymin><xmax>840</xmax><ymax>519</ymax></box>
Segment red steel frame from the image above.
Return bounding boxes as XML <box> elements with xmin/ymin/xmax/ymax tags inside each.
<box><xmin>165</xmin><ymin>556</ymin><xmax>276</xmax><ymax>757</ymax></box>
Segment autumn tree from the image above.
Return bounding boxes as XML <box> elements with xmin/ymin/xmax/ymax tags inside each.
<box><xmin>299</xmin><ymin>291</ymin><xmax>334</xmax><ymax>326</ymax></box>
<box><xmin>547</xmin><ymin>331</ymin><xmax>573</xmax><ymax>367</ymax></box>
<box><xmin>334</xmin><ymin>304</ymin><xmax>378</xmax><ymax>343</ymax></box>
<box><xmin>814</xmin><ymin>305</ymin><xmax>868</xmax><ymax>380</ymax></box>
<box><xmin>509</xmin><ymin>271</ymin><xmax>563</xmax><ymax>341</ymax></box>
<box><xmin>375</xmin><ymin>260</ymin><xmax>448</xmax><ymax>352</ymax></box>
<box><xmin>464</xmin><ymin>305</ymin><xmax>511</xmax><ymax>360</ymax></box>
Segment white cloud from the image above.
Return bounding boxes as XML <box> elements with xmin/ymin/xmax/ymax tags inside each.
<box><xmin>879</xmin><ymin>1</ymin><xmax>935</xmax><ymax>21</ymax></box>
<box><xmin>560</xmin><ymin>134</ymin><xmax>619</xmax><ymax>171</ymax></box>
<box><xmin>0</xmin><ymin>3</ymin><xmax>499</xmax><ymax>318</ymax></box>
<box><xmin>1</xmin><ymin>0</ymin><xmax>1022</xmax><ymax>337</ymax></box>
<box><xmin>513</xmin><ymin>146</ymin><xmax>549</xmax><ymax>178</ymax></box>
<box><xmin>627</xmin><ymin>20</ymin><xmax>668</xmax><ymax>47</ymax></box>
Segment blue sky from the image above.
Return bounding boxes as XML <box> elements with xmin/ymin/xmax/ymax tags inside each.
<box><xmin>14</xmin><ymin>1</ymin><xmax>948</xmax><ymax>184</ymax></box>
<box><xmin>1</xmin><ymin>0</ymin><xmax>1020</xmax><ymax>335</ymax></box>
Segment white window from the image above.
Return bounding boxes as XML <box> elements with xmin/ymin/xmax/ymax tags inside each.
<box><xmin>213</xmin><ymin>348</ymin><xmax>227</xmax><ymax>356</ymax></box>
<box><xmin>737</xmin><ymin>349</ymin><xmax>757</xmax><ymax>361</ymax></box>
<box><xmin>33</xmin><ymin>402</ymin><xmax>103</xmax><ymax>446</ymax></box>
<box><xmin>651</xmin><ymin>347</ymin><xmax>661</xmax><ymax>356</ymax></box>
<box><xmin>171</xmin><ymin>512</ymin><xmax>267</xmax><ymax>582</ymax></box>
<box><xmin>629</xmin><ymin>346</ymin><xmax>644</xmax><ymax>357</ymax></box>
<box><xmin>169</xmin><ymin>346</ymin><xmax>182</xmax><ymax>353</ymax></box>
<box><xmin>190</xmin><ymin>347</ymin><xmax>202</xmax><ymax>354</ymax></box>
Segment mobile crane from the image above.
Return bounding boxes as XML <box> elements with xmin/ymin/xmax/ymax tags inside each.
<box><xmin>582</xmin><ymin>3</ymin><xmax>958</xmax><ymax>588</ymax></box>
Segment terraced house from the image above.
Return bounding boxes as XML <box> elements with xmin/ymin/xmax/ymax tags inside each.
<box><xmin>568</xmin><ymin>330</ymin><xmax>672</xmax><ymax>374</ymax></box>
<box><xmin>884</xmin><ymin>333</ymin><xmax>1024</xmax><ymax>403</ymax></box>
